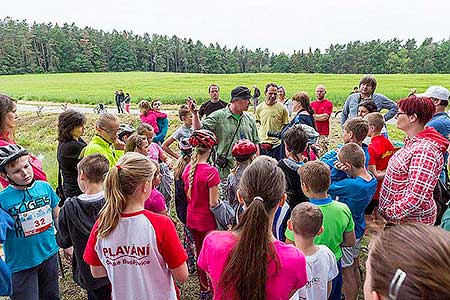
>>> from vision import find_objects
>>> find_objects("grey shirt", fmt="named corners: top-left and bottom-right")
top-left (341, 93), bottom-right (398, 126)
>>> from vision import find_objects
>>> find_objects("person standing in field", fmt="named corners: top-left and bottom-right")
top-left (198, 84), bottom-right (228, 119)
top-left (311, 85), bottom-right (333, 155)
top-left (255, 83), bottom-right (289, 160)
top-left (124, 93), bottom-right (131, 114)
top-left (115, 90), bottom-right (124, 114)
top-left (341, 75), bottom-right (398, 126)
top-left (277, 86), bottom-right (293, 117)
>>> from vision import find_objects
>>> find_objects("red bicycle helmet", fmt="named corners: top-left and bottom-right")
top-left (232, 139), bottom-right (257, 157)
top-left (189, 129), bottom-right (218, 149)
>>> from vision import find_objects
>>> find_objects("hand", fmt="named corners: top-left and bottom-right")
top-left (334, 161), bottom-right (351, 171)
top-left (114, 139), bottom-right (126, 150)
top-left (63, 247), bottom-right (73, 262)
top-left (186, 98), bottom-right (199, 113)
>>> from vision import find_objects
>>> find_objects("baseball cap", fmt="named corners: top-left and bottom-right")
top-left (417, 86), bottom-right (449, 101)
top-left (231, 86), bottom-right (252, 101)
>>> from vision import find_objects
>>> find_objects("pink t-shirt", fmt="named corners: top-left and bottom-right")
top-left (84, 210), bottom-right (187, 300)
top-left (144, 188), bottom-right (167, 213)
top-left (147, 142), bottom-right (163, 161)
top-left (182, 163), bottom-right (220, 232)
top-left (198, 231), bottom-right (308, 300)
top-left (140, 111), bottom-right (167, 134)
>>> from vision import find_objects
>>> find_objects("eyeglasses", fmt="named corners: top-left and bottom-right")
top-left (395, 112), bottom-right (408, 117)
top-left (100, 127), bottom-right (118, 136)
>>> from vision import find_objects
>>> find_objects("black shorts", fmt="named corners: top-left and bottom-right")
top-left (365, 198), bottom-right (379, 215)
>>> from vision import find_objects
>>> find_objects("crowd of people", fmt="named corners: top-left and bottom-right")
top-left (0, 75), bottom-right (450, 300)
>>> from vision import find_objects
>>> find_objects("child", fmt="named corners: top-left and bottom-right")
top-left (144, 161), bottom-right (168, 216)
top-left (125, 133), bottom-right (150, 156)
top-left (288, 202), bottom-right (338, 300)
top-left (226, 139), bottom-right (257, 208)
top-left (364, 112), bottom-right (394, 228)
top-left (285, 161), bottom-right (356, 300)
top-left (321, 117), bottom-right (370, 181)
top-left (198, 156), bottom-right (308, 300)
top-left (124, 93), bottom-right (131, 114)
top-left (163, 105), bottom-right (194, 159)
top-left (117, 123), bottom-right (135, 143)
top-left (0, 144), bottom-right (60, 300)
top-left (138, 100), bottom-right (167, 136)
top-left (328, 143), bottom-right (377, 300)
top-left (83, 152), bottom-right (188, 300)
top-left (182, 129), bottom-right (220, 299)
top-left (56, 153), bottom-right (111, 300)
top-left (151, 99), bottom-right (169, 144)
top-left (0, 208), bottom-right (14, 297)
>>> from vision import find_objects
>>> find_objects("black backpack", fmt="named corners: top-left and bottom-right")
top-left (433, 177), bottom-right (450, 225)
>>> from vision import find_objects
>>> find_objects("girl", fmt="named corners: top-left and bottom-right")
top-left (138, 100), bottom-right (167, 136)
top-left (124, 133), bottom-right (149, 156)
top-left (182, 130), bottom-right (220, 299)
top-left (137, 123), bottom-right (171, 165)
top-left (83, 152), bottom-right (188, 300)
top-left (291, 91), bottom-right (316, 129)
top-left (151, 99), bottom-right (169, 144)
top-left (198, 156), bottom-right (308, 300)
top-left (162, 105), bottom-right (194, 159)
top-left (144, 161), bottom-right (168, 216)
top-left (364, 223), bottom-right (450, 300)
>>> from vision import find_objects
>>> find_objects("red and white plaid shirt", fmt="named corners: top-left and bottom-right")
top-left (379, 128), bottom-right (448, 225)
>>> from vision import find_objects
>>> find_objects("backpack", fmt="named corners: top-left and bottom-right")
top-left (433, 177), bottom-right (450, 225)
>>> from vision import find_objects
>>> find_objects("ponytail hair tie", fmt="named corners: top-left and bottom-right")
top-left (254, 196), bottom-right (264, 203)
top-left (116, 165), bottom-right (122, 170)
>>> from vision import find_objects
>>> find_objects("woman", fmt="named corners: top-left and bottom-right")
top-left (151, 99), bottom-right (169, 144)
top-left (57, 109), bottom-right (87, 199)
top-left (379, 96), bottom-right (449, 225)
top-left (0, 94), bottom-right (47, 187)
top-left (364, 223), bottom-right (450, 300)
top-left (291, 92), bottom-right (316, 129)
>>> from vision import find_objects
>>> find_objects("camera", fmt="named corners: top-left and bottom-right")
top-left (267, 130), bottom-right (282, 139)
top-left (215, 155), bottom-right (229, 169)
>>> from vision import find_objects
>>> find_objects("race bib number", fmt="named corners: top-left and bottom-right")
top-left (18, 205), bottom-right (53, 237)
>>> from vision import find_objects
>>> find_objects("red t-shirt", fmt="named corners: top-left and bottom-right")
top-left (311, 99), bottom-right (333, 136)
top-left (182, 163), bottom-right (220, 232)
top-left (368, 135), bottom-right (395, 199)
top-left (83, 210), bottom-right (187, 300)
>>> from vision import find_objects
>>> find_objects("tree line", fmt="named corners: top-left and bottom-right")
top-left (1, 17), bottom-right (450, 75)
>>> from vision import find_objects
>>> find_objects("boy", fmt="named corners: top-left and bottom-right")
top-left (56, 153), bottom-right (111, 300)
top-left (0, 144), bottom-right (60, 300)
top-left (321, 117), bottom-right (370, 181)
top-left (285, 161), bottom-right (355, 300)
top-left (364, 112), bottom-right (394, 228)
top-left (288, 202), bottom-right (338, 300)
top-left (162, 105), bottom-right (194, 159)
top-left (328, 143), bottom-right (377, 300)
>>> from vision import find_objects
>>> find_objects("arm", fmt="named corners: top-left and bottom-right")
top-left (188, 99), bottom-right (202, 130)
top-left (368, 164), bottom-right (386, 180)
top-left (153, 118), bottom-right (169, 143)
top-left (90, 265), bottom-right (108, 278)
top-left (314, 113), bottom-right (330, 121)
top-left (162, 137), bottom-right (180, 159)
top-left (209, 185), bottom-right (220, 208)
top-left (170, 262), bottom-right (188, 282)
top-left (327, 281), bottom-right (333, 298)
top-left (380, 94), bottom-right (398, 121)
top-left (341, 97), bottom-right (351, 126)
top-left (341, 230), bottom-right (356, 247)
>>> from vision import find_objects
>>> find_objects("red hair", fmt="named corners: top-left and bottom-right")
top-left (398, 96), bottom-right (435, 125)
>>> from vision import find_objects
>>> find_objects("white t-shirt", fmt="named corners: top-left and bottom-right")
top-left (290, 245), bottom-right (338, 300)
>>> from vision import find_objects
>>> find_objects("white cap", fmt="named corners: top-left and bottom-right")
top-left (417, 86), bottom-right (449, 101)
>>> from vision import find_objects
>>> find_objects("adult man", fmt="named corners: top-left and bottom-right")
top-left (311, 85), bottom-right (333, 155)
top-left (255, 83), bottom-right (289, 160)
top-left (341, 75), bottom-right (397, 126)
top-left (115, 90), bottom-right (124, 114)
top-left (198, 84), bottom-right (228, 119)
top-left (421, 86), bottom-right (450, 181)
top-left (190, 86), bottom-right (260, 180)
top-left (277, 86), bottom-right (293, 117)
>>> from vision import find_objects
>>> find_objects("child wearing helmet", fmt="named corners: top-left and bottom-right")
top-left (181, 129), bottom-right (220, 299)
top-left (0, 144), bottom-right (61, 300)
top-left (117, 124), bottom-right (135, 143)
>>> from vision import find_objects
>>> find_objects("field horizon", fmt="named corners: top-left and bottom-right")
top-left (1, 72), bottom-right (450, 106)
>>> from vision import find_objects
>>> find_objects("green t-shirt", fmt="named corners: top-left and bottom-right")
top-left (255, 101), bottom-right (289, 145)
top-left (82, 135), bottom-right (121, 167)
top-left (285, 197), bottom-right (355, 261)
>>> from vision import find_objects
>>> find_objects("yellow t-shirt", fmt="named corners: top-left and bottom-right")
top-left (255, 101), bottom-right (289, 145)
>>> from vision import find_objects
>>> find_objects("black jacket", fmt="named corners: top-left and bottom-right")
top-left (57, 139), bottom-right (87, 198)
top-left (56, 194), bottom-right (110, 290)
top-left (278, 159), bottom-right (309, 210)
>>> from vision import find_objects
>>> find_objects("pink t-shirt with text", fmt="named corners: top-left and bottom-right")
top-left (144, 188), bottom-right (167, 213)
top-left (182, 163), bottom-right (220, 232)
top-left (198, 231), bottom-right (308, 300)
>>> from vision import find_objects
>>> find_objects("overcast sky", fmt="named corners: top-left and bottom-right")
top-left (3, 0), bottom-right (450, 53)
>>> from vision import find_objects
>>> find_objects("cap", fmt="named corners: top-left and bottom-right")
top-left (231, 86), bottom-right (252, 101)
top-left (417, 86), bottom-right (449, 102)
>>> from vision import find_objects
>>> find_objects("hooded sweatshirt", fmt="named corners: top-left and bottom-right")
top-left (56, 192), bottom-right (110, 290)
top-left (380, 127), bottom-right (450, 225)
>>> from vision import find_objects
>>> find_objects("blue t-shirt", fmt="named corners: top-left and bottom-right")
top-left (427, 112), bottom-right (450, 181)
top-left (0, 208), bottom-right (13, 296)
top-left (0, 181), bottom-right (59, 273)
top-left (321, 144), bottom-right (370, 181)
top-left (328, 174), bottom-right (377, 239)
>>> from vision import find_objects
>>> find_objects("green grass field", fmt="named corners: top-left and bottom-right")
top-left (1, 72), bottom-right (450, 105)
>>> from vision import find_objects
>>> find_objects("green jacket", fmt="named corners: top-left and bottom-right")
top-left (82, 135), bottom-right (121, 167)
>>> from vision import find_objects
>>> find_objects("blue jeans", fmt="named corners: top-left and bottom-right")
top-left (329, 259), bottom-right (342, 300)
top-left (11, 253), bottom-right (60, 300)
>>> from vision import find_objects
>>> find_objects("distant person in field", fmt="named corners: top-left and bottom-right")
top-left (115, 90), bottom-right (124, 114)
top-left (255, 83), bottom-right (289, 160)
top-left (311, 85), bottom-right (333, 155)
top-left (341, 75), bottom-right (398, 126)
top-left (277, 86), bottom-right (293, 117)
top-left (350, 86), bottom-right (359, 95)
top-left (151, 99), bottom-right (169, 144)
top-left (198, 84), bottom-right (227, 119)
top-left (124, 93), bottom-right (131, 114)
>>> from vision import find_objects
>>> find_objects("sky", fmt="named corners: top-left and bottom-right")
top-left (3, 0), bottom-right (450, 53)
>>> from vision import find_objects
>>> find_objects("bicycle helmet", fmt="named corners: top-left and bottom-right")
top-left (231, 139), bottom-right (257, 162)
top-left (189, 129), bottom-right (218, 149)
top-left (178, 137), bottom-right (193, 153)
top-left (0, 144), bottom-right (29, 172)
top-left (117, 124), bottom-right (135, 140)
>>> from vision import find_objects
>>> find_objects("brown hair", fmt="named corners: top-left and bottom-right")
top-left (283, 125), bottom-right (308, 162)
top-left (125, 134), bottom-right (148, 153)
top-left (0, 94), bottom-right (16, 138)
top-left (137, 123), bottom-right (154, 135)
top-left (138, 100), bottom-right (151, 116)
top-left (97, 152), bottom-right (156, 238)
top-left (187, 146), bottom-right (209, 198)
top-left (178, 104), bottom-right (191, 121)
top-left (291, 202), bottom-right (323, 238)
top-left (365, 112), bottom-right (385, 131)
top-left (265, 82), bottom-right (278, 93)
top-left (95, 113), bottom-right (117, 130)
top-left (368, 223), bottom-right (450, 300)
top-left (77, 153), bottom-right (110, 183)
top-left (298, 161), bottom-right (330, 193)
top-left (219, 156), bottom-right (285, 300)
top-left (338, 142), bottom-right (365, 169)
top-left (343, 117), bottom-right (369, 143)
top-left (174, 155), bottom-right (191, 180)
top-left (208, 84), bottom-right (220, 92)
top-left (359, 74), bottom-right (377, 92)
top-left (292, 91), bottom-right (315, 117)
top-left (58, 109), bottom-right (86, 142)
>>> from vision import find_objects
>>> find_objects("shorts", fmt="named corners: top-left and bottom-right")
top-left (365, 198), bottom-right (379, 215)
top-left (341, 237), bottom-right (362, 268)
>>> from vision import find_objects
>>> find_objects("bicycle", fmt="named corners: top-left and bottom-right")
top-left (93, 103), bottom-right (107, 114)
